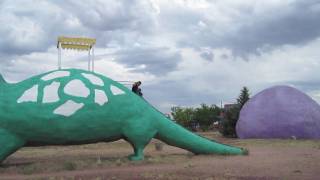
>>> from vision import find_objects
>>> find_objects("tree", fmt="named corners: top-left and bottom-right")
top-left (220, 87), bottom-right (250, 137)
top-left (193, 104), bottom-right (221, 131)
top-left (171, 106), bottom-right (195, 130)
top-left (237, 86), bottom-right (250, 109)
top-left (220, 105), bottom-right (240, 137)
top-left (171, 104), bottom-right (221, 131)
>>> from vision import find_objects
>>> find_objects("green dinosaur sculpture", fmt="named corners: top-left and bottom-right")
top-left (0, 69), bottom-right (247, 162)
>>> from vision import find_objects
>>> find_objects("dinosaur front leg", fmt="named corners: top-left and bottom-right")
top-left (0, 129), bottom-right (25, 163)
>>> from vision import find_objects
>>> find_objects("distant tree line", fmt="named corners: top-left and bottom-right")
top-left (170, 87), bottom-right (250, 138)
top-left (171, 104), bottom-right (221, 131)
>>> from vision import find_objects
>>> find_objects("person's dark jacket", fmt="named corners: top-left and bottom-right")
top-left (132, 84), bottom-right (142, 96)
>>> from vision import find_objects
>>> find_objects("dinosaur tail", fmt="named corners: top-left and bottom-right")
top-left (155, 116), bottom-right (248, 155)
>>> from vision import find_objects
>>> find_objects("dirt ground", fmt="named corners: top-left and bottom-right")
top-left (0, 132), bottom-right (320, 180)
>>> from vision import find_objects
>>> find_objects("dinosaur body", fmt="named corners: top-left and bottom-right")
top-left (0, 69), bottom-right (247, 162)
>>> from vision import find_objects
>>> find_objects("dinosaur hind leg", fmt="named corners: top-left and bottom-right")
top-left (127, 141), bottom-right (148, 161)
top-left (123, 127), bottom-right (157, 161)
top-left (0, 129), bottom-right (25, 163)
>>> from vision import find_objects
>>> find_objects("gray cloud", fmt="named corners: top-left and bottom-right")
top-left (114, 47), bottom-right (182, 75)
top-left (0, 1), bottom-right (82, 56)
top-left (226, 1), bottom-right (320, 56)
top-left (200, 51), bottom-right (214, 61)
top-left (286, 80), bottom-right (320, 93)
top-left (144, 78), bottom-right (236, 112)
top-left (1, 0), bottom-right (319, 59)
top-left (1, 0), bottom-right (320, 113)
top-left (57, 0), bottom-right (155, 32)
top-left (173, 1), bottom-right (320, 57)
top-left (0, 0), bottom-right (156, 57)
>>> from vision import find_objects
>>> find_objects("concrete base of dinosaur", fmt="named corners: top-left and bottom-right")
top-left (0, 69), bottom-right (247, 162)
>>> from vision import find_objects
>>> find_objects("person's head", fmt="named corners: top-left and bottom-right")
top-left (133, 81), bottom-right (141, 87)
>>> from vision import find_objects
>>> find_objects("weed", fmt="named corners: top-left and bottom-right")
top-left (21, 165), bottom-right (37, 175)
top-left (155, 142), bottom-right (164, 151)
top-left (63, 162), bottom-right (77, 171)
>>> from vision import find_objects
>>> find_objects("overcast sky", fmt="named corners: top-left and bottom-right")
top-left (1, 0), bottom-right (320, 112)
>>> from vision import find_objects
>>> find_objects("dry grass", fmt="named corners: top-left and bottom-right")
top-left (1, 132), bottom-right (319, 179)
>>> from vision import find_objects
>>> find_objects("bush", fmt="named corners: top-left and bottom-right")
top-left (171, 106), bottom-right (195, 130)
top-left (220, 87), bottom-right (250, 138)
top-left (171, 104), bottom-right (221, 131)
top-left (220, 105), bottom-right (240, 137)
top-left (193, 104), bottom-right (221, 131)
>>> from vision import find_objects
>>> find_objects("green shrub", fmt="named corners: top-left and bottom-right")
top-left (220, 105), bottom-right (240, 137)
top-left (220, 87), bottom-right (250, 138)
top-left (63, 162), bottom-right (77, 171)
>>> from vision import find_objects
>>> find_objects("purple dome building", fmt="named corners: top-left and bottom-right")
top-left (236, 86), bottom-right (320, 139)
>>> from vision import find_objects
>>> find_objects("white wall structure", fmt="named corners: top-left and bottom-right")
top-left (64, 79), bottom-right (90, 98)
top-left (81, 73), bottom-right (104, 86)
top-left (17, 85), bottom-right (38, 103)
top-left (110, 85), bottom-right (125, 95)
top-left (53, 100), bottom-right (84, 117)
top-left (43, 81), bottom-right (60, 103)
top-left (94, 89), bottom-right (108, 106)
top-left (41, 71), bottom-right (70, 81)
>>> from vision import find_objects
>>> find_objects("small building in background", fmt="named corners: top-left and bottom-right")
top-left (219, 103), bottom-right (237, 118)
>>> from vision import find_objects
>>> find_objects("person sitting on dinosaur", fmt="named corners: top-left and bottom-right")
top-left (132, 81), bottom-right (143, 96)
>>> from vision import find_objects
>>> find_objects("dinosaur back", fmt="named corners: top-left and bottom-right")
top-left (1, 69), bottom-right (146, 143)
top-left (0, 73), bottom-right (6, 84)
top-left (5, 69), bottom-right (137, 120)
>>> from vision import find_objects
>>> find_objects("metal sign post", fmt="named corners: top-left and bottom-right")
top-left (58, 43), bottom-right (61, 70)
top-left (57, 36), bottom-right (96, 71)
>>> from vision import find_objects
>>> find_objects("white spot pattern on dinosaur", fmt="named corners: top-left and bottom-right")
top-left (110, 85), bottom-right (125, 95)
top-left (41, 71), bottom-right (70, 81)
top-left (43, 81), bottom-right (60, 103)
top-left (17, 85), bottom-right (38, 103)
top-left (53, 100), bottom-right (84, 117)
top-left (95, 89), bottom-right (108, 106)
top-left (17, 70), bottom-right (129, 115)
top-left (64, 79), bottom-right (90, 98)
top-left (81, 73), bottom-right (104, 86)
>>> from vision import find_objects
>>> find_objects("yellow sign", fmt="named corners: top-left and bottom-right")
top-left (57, 36), bottom-right (96, 51)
